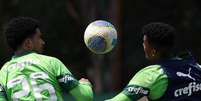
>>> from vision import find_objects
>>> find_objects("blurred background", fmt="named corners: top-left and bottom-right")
top-left (1, 0), bottom-right (201, 100)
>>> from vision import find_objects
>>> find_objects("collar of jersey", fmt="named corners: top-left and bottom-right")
top-left (12, 51), bottom-right (36, 59)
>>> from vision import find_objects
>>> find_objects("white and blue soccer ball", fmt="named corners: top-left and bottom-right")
top-left (84, 20), bottom-right (117, 54)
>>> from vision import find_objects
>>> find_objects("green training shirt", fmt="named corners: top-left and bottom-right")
top-left (0, 51), bottom-right (93, 101)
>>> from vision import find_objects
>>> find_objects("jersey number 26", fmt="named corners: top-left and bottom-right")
top-left (7, 72), bottom-right (57, 101)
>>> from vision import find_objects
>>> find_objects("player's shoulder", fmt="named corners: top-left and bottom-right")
top-left (33, 53), bottom-right (61, 62)
top-left (138, 64), bottom-right (163, 74)
top-left (1, 61), bottom-right (11, 72)
top-left (129, 64), bottom-right (167, 86)
top-left (0, 61), bottom-right (10, 84)
top-left (37, 54), bottom-right (65, 68)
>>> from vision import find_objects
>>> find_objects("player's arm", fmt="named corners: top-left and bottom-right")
top-left (105, 84), bottom-right (150, 101)
top-left (105, 69), bottom-right (151, 101)
top-left (105, 65), bottom-right (167, 101)
top-left (52, 58), bottom-right (93, 101)
top-left (105, 93), bottom-right (148, 101)
top-left (105, 93), bottom-right (131, 101)
top-left (69, 78), bottom-right (93, 101)
top-left (0, 84), bottom-right (7, 101)
top-left (57, 74), bottom-right (93, 101)
top-left (0, 66), bottom-right (8, 101)
top-left (69, 84), bottom-right (93, 101)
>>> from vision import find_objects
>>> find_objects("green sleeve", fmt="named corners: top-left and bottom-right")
top-left (0, 69), bottom-right (7, 101)
top-left (0, 98), bottom-right (7, 101)
top-left (50, 57), bottom-right (72, 76)
top-left (57, 74), bottom-right (93, 101)
top-left (105, 84), bottom-right (150, 101)
top-left (53, 58), bottom-right (93, 100)
top-left (52, 58), bottom-right (80, 92)
top-left (128, 65), bottom-right (168, 100)
top-left (105, 93), bottom-right (131, 101)
top-left (106, 65), bottom-right (168, 101)
top-left (69, 81), bottom-right (93, 101)
top-left (0, 85), bottom-right (7, 101)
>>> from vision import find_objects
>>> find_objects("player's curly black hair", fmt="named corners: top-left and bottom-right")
top-left (4, 17), bottom-right (39, 51)
top-left (142, 22), bottom-right (176, 49)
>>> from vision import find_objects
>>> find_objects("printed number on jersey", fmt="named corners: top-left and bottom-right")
top-left (7, 72), bottom-right (57, 101)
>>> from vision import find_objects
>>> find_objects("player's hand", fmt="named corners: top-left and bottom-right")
top-left (137, 96), bottom-right (149, 101)
top-left (79, 78), bottom-right (92, 87)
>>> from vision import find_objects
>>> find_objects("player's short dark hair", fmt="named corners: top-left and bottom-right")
top-left (4, 17), bottom-right (39, 51)
top-left (142, 22), bottom-right (175, 49)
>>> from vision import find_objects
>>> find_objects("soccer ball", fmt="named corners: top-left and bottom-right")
top-left (84, 20), bottom-right (117, 54)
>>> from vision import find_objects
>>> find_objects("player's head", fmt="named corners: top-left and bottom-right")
top-left (142, 22), bottom-right (175, 62)
top-left (4, 17), bottom-right (45, 53)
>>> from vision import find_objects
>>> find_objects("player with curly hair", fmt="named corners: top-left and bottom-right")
top-left (106, 23), bottom-right (201, 101)
top-left (0, 17), bottom-right (93, 101)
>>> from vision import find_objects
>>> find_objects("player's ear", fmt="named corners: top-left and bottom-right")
top-left (151, 48), bottom-right (156, 56)
top-left (23, 38), bottom-right (34, 50)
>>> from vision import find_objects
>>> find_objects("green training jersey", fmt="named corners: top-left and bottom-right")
top-left (106, 65), bottom-right (168, 101)
top-left (0, 51), bottom-right (92, 101)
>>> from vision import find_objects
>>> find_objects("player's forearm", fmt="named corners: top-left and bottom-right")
top-left (137, 96), bottom-right (149, 101)
top-left (0, 87), bottom-right (7, 101)
top-left (105, 93), bottom-right (131, 101)
top-left (57, 74), bottom-right (93, 100)
top-left (70, 83), bottom-right (93, 101)
top-left (106, 84), bottom-right (150, 101)
top-left (0, 98), bottom-right (7, 101)
top-left (0, 94), bottom-right (7, 101)
top-left (105, 93), bottom-right (149, 101)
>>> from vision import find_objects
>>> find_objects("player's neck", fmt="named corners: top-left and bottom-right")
top-left (14, 48), bottom-right (32, 56)
top-left (152, 53), bottom-right (175, 64)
